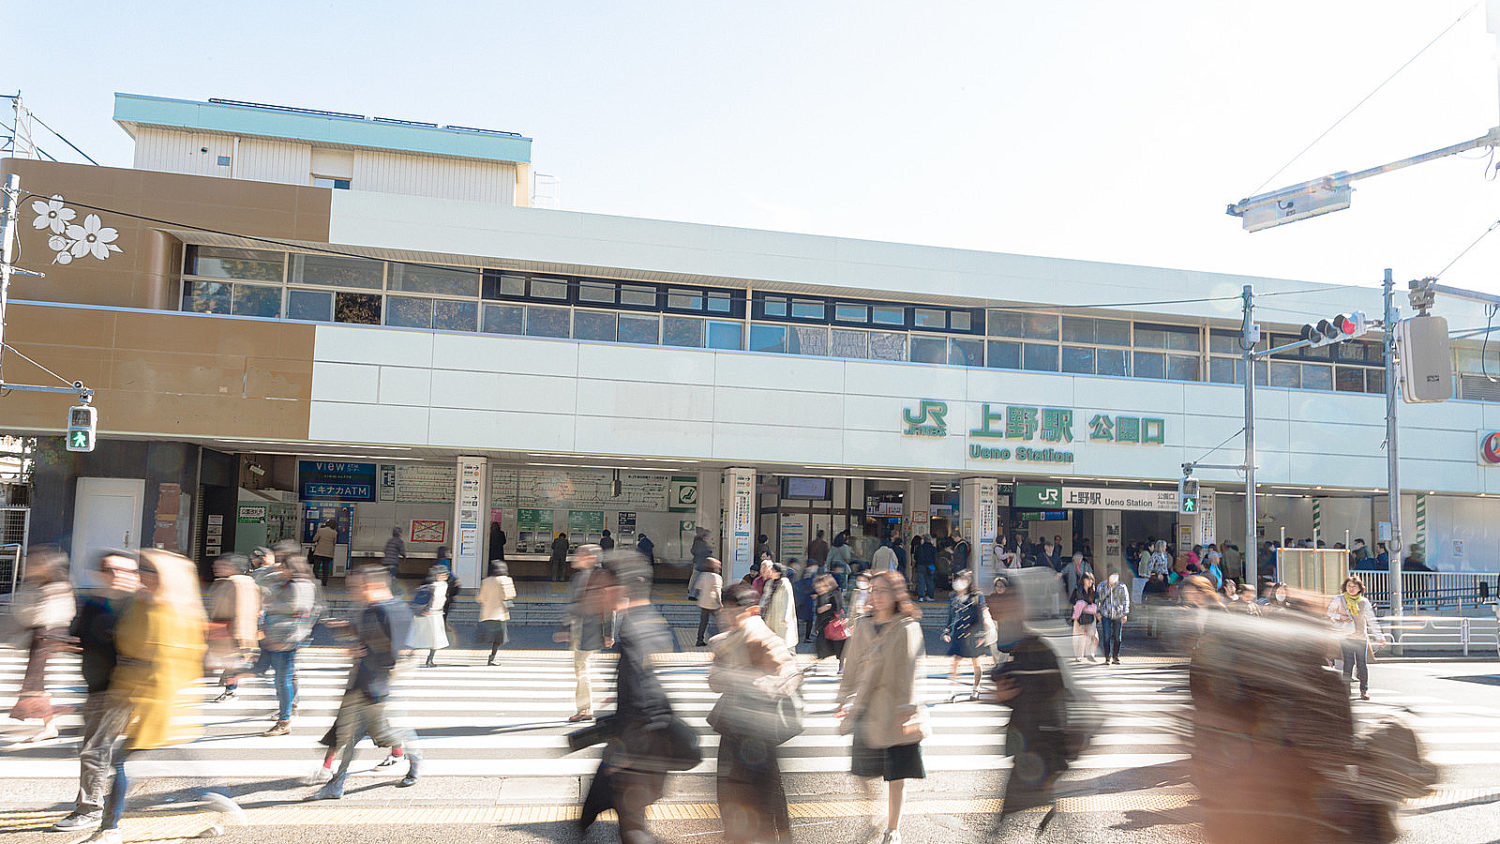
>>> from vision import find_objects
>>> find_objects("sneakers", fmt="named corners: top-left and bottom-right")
top-left (306, 783), bottom-right (343, 801)
top-left (262, 720), bottom-right (291, 737)
top-left (306, 766), bottom-right (333, 784)
top-left (82, 828), bottom-right (121, 844)
top-left (880, 831), bottom-right (902, 844)
top-left (51, 811), bottom-right (101, 832)
top-left (212, 688), bottom-right (236, 703)
top-left (376, 752), bottom-right (401, 768)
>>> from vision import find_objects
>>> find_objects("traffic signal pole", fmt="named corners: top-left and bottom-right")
top-left (1383, 269), bottom-right (1403, 620)
top-left (1242, 285), bottom-right (1260, 585)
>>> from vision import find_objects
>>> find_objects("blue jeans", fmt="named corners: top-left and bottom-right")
top-left (1099, 617), bottom-right (1123, 661)
top-left (267, 649), bottom-right (298, 720)
top-left (916, 568), bottom-right (934, 599)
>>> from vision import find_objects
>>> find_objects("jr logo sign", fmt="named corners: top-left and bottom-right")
top-left (902, 400), bottom-right (949, 437)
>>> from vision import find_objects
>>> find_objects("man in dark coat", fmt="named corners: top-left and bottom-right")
top-left (550, 531), bottom-right (571, 582)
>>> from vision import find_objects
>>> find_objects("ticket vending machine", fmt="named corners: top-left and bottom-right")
top-left (302, 504), bottom-right (354, 577)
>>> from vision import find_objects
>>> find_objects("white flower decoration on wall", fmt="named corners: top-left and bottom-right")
top-left (30, 195), bottom-right (121, 265)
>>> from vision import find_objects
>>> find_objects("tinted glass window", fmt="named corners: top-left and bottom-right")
top-left (1060, 346), bottom-right (1094, 374)
top-left (949, 311), bottom-right (972, 332)
top-left (526, 306), bottom-right (570, 337)
top-left (573, 310), bottom-right (616, 342)
top-left (385, 295), bottom-right (431, 328)
top-left (871, 306), bottom-right (905, 326)
top-left (986, 341), bottom-right (1021, 369)
top-left (183, 281), bottom-right (231, 314)
top-left (620, 284), bottom-right (657, 307)
top-left (1166, 354), bottom-right (1200, 382)
top-left (499, 273), bottom-right (527, 296)
top-left (707, 321), bottom-right (742, 350)
top-left (434, 299), bottom-right (477, 332)
top-left (988, 310), bottom-right (1025, 338)
top-left (618, 314), bottom-right (659, 344)
top-left (390, 264), bottom-right (479, 297)
top-left (1209, 330), bottom-right (1240, 355)
top-left (707, 292), bottom-right (734, 313)
top-left (1133, 351), bottom-right (1165, 379)
top-left (790, 326), bottom-right (827, 355)
top-left (1302, 364), bottom-right (1333, 391)
top-left (482, 304), bottom-right (524, 335)
top-left (749, 324), bottom-right (787, 353)
top-left (1025, 314), bottom-right (1059, 340)
top-left (1061, 317), bottom-right (1095, 344)
top-left (1269, 361), bottom-right (1300, 388)
top-left (868, 331), bottom-right (906, 361)
top-left (791, 299), bottom-right (825, 319)
top-left (292, 254), bottom-right (383, 289)
top-left (578, 282), bottom-right (616, 304)
top-left (232, 284), bottom-right (281, 318)
top-left (530, 278), bottom-right (569, 300)
top-left (762, 296), bottom-right (788, 318)
top-left (949, 337), bottom-right (982, 367)
top-left (1096, 319), bottom-right (1131, 346)
top-left (1023, 343), bottom-right (1058, 371)
top-left (1365, 368), bottom-right (1385, 394)
top-left (1209, 357), bottom-right (1238, 384)
top-left (914, 308), bottom-right (946, 329)
top-left (1096, 348), bottom-right (1128, 376)
top-left (669, 289), bottom-right (704, 310)
top-left (287, 289), bottom-right (332, 321)
top-left (189, 246), bottom-right (284, 281)
top-left (909, 335), bottom-right (946, 363)
top-left (334, 292), bottom-right (380, 325)
top-left (830, 329), bottom-right (868, 358)
top-left (835, 303), bottom-right (868, 322)
top-left (663, 316), bottom-right (705, 348)
top-left (1335, 366), bottom-right (1365, 392)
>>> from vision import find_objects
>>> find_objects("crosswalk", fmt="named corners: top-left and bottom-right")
top-left (2, 647), bottom-right (1498, 782)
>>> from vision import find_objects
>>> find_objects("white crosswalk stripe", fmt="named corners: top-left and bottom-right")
top-left (2, 650), bottom-right (1495, 781)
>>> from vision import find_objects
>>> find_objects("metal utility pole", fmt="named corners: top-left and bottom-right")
top-left (1383, 270), bottom-right (1403, 619)
top-left (1241, 285), bottom-right (1259, 584)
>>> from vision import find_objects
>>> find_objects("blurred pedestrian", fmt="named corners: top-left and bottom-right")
top-left (1327, 575), bottom-right (1383, 700)
top-left (836, 570), bottom-right (929, 844)
top-left (848, 570), bottom-right (872, 619)
top-left (207, 554), bottom-right (260, 702)
top-left (408, 565), bottom-right (450, 668)
top-left (813, 573), bottom-right (847, 674)
top-left (759, 560), bottom-right (798, 651)
top-left (7, 549), bottom-right (74, 743)
top-left (1097, 571), bottom-right (1130, 665)
top-left (1070, 573), bottom-right (1099, 663)
top-left (260, 552), bottom-right (317, 736)
top-left (309, 566), bottom-right (421, 799)
top-left (943, 572), bottom-right (984, 694)
top-left (635, 532), bottom-right (654, 565)
top-left (913, 537), bottom-right (937, 602)
top-left (477, 561), bottom-right (517, 666)
top-left (95, 550), bottom-right (242, 843)
top-left (988, 578), bottom-right (1069, 832)
top-left (600, 529), bottom-right (615, 552)
top-left (688, 528), bottom-right (713, 600)
top-left (708, 582), bottom-right (801, 843)
top-left (557, 545), bottom-right (610, 722)
top-left (1147, 540), bottom-right (1171, 577)
top-left (695, 558), bottom-right (723, 647)
top-left (793, 561), bottom-right (819, 642)
top-left (382, 526), bottom-right (406, 580)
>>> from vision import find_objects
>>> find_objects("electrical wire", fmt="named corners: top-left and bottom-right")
top-left (1247, 2), bottom-right (1479, 196)
top-left (1433, 217), bottom-right (1500, 280)
top-left (24, 112), bottom-right (98, 166)
top-left (1191, 426), bottom-right (1246, 467)
top-left (1482, 304), bottom-right (1498, 383)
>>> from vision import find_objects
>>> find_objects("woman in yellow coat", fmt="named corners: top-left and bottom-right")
top-left (94, 550), bottom-right (240, 844)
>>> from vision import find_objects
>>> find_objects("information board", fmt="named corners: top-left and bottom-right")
top-left (518, 509), bottom-right (553, 532)
top-left (396, 464), bottom-right (457, 503)
top-left (568, 510), bottom-right (605, 534)
top-left (491, 468), bottom-right (671, 510)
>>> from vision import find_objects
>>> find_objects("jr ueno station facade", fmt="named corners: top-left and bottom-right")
top-left (6, 93), bottom-right (1500, 589)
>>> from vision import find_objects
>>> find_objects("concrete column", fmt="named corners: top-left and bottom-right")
top-left (452, 455), bottom-right (487, 586)
top-left (721, 468), bottom-right (755, 578)
top-left (1093, 509), bottom-right (1124, 581)
top-left (960, 477), bottom-right (999, 592)
top-left (902, 476), bottom-right (930, 549)
top-left (694, 469), bottom-right (722, 559)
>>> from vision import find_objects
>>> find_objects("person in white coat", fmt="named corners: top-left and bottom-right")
top-left (758, 561), bottom-right (799, 651)
top-left (407, 566), bottom-right (450, 667)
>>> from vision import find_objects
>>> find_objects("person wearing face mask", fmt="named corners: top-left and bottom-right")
top-left (942, 573), bottom-right (984, 695)
top-left (1096, 571), bottom-right (1130, 665)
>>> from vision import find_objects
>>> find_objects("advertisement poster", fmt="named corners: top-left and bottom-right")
top-left (410, 520), bottom-right (447, 544)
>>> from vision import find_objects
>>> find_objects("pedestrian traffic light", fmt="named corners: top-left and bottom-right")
top-left (65, 404), bottom-right (96, 452)
top-left (1299, 311), bottom-right (1370, 348)
top-left (1177, 477), bottom-right (1199, 515)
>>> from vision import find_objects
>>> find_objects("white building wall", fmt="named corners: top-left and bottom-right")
top-left (235, 137), bottom-right (313, 184)
top-left (351, 150), bottom-right (516, 203)
top-left (132, 128), bottom-right (235, 177)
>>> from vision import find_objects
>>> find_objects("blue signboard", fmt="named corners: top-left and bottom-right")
top-left (299, 461), bottom-right (378, 502)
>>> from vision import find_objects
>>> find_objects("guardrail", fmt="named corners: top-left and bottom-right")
top-left (1377, 612), bottom-right (1500, 656)
top-left (1354, 570), bottom-right (1500, 612)
top-left (0, 543), bottom-right (22, 594)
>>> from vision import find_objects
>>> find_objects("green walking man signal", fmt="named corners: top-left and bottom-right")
top-left (66, 405), bottom-right (96, 453)
top-left (1177, 476), bottom-right (1199, 515)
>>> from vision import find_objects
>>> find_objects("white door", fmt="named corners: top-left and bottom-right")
top-left (73, 478), bottom-right (145, 585)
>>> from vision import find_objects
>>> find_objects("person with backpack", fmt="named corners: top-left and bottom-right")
top-left (406, 566), bottom-right (450, 669)
top-left (708, 582), bottom-right (801, 843)
top-left (260, 552), bottom-right (318, 737)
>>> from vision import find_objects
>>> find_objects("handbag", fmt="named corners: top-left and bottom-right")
top-left (824, 611), bottom-right (850, 641)
top-left (707, 685), bottom-right (805, 745)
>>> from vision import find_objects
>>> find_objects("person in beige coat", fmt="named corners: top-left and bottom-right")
top-left (208, 554), bottom-right (261, 702)
top-left (477, 561), bottom-right (517, 666)
top-left (836, 570), bottom-right (930, 844)
top-left (694, 558), bottom-right (724, 646)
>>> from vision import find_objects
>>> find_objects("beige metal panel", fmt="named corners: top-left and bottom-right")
top-left (310, 149), bottom-right (355, 180)
top-left (132, 128), bottom-right (235, 178)
top-left (351, 149), bottom-right (515, 203)
top-left (236, 137), bottom-right (313, 184)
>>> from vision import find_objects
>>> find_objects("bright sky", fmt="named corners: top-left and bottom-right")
top-left (9, 1), bottom-right (1500, 298)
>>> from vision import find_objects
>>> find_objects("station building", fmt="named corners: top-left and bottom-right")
top-left (5, 93), bottom-right (1500, 588)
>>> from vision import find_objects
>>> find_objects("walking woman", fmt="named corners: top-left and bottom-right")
top-left (943, 572), bottom-right (984, 694)
top-left (695, 558), bottom-right (724, 647)
top-left (1070, 572), bottom-right (1099, 663)
top-left (759, 560), bottom-right (798, 651)
top-left (477, 561), bottom-right (516, 666)
top-left (95, 550), bottom-right (241, 844)
top-left (813, 573), bottom-right (847, 674)
top-left (207, 554), bottom-right (260, 702)
top-left (408, 565), bottom-right (450, 668)
top-left (259, 554), bottom-right (317, 736)
top-left (1327, 575), bottom-right (1383, 700)
top-left (836, 570), bottom-right (929, 844)
top-left (7, 549), bottom-right (74, 742)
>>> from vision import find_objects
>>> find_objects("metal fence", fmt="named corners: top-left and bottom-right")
top-left (0, 506), bottom-right (29, 594)
top-left (1377, 612), bottom-right (1500, 656)
top-left (1356, 570), bottom-right (1500, 612)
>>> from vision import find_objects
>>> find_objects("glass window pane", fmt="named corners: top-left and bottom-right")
top-left (749, 324), bottom-right (787, 353)
top-left (909, 335), bottom-right (946, 363)
top-left (1167, 328), bottom-right (1200, 351)
top-left (762, 296), bottom-right (788, 318)
top-left (232, 284), bottom-right (281, 317)
top-left (669, 289), bottom-right (704, 310)
top-left (1134, 326), bottom-right (1167, 349)
top-left (1023, 343), bottom-right (1059, 371)
top-left (707, 292), bottom-right (734, 313)
top-left (390, 264), bottom-right (479, 297)
top-left (500, 273), bottom-right (527, 296)
top-left (1209, 330), bottom-right (1239, 355)
top-left (1133, 351), bottom-right (1165, 379)
top-left (620, 284), bottom-right (657, 307)
top-left (663, 316), bottom-right (705, 348)
top-left (292, 254), bottom-right (383, 289)
top-left (335, 292), bottom-right (381, 325)
top-left (530, 277), bottom-right (569, 300)
top-left (482, 304), bottom-right (524, 336)
top-left (988, 310), bottom-right (1025, 338)
top-left (830, 329), bottom-right (869, 358)
top-left (1365, 368), bottom-right (1385, 394)
top-left (183, 281), bottom-right (231, 314)
top-left (1209, 357), bottom-right (1238, 384)
top-left (791, 299), bottom-right (825, 320)
top-left (986, 341), bottom-right (1021, 369)
top-left (1060, 346), bottom-right (1094, 374)
top-left (1166, 354), bottom-right (1200, 382)
top-left (869, 331), bottom-right (906, 361)
top-left (1096, 348), bottom-right (1129, 376)
top-left (949, 311), bottom-right (972, 332)
top-left (618, 314), bottom-right (660, 344)
top-left (1061, 317), bottom-right (1095, 344)
top-left (1269, 361), bottom-right (1300, 388)
top-left (871, 306), bottom-right (905, 326)
top-left (835, 303), bottom-right (868, 323)
top-left (526, 306), bottom-right (570, 337)
top-left (189, 246), bottom-right (284, 281)
top-left (1254, 360), bottom-right (1268, 385)
top-left (913, 308), bottom-right (946, 329)
top-left (1302, 364), bottom-right (1332, 391)
top-left (578, 281), bottom-right (616, 304)
top-left (287, 289), bottom-right (332, 322)
top-left (1335, 366), bottom-right (1365, 392)
top-left (707, 321), bottom-right (742, 350)
top-left (949, 337), bottom-right (982, 367)
top-left (434, 299), bottom-right (478, 332)
top-left (789, 325), bottom-right (826, 355)
top-left (1364, 341), bottom-right (1385, 365)
top-left (385, 295), bottom-right (431, 328)
top-left (573, 310), bottom-right (617, 342)
top-left (1303, 342), bottom-right (1331, 361)
top-left (1096, 319), bottom-right (1131, 346)
top-left (1025, 314), bottom-right (1059, 340)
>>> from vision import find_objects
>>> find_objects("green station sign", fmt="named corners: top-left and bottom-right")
top-left (901, 400), bottom-right (1165, 466)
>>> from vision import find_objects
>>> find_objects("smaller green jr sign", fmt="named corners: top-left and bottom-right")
top-left (902, 400), bottom-right (948, 437)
